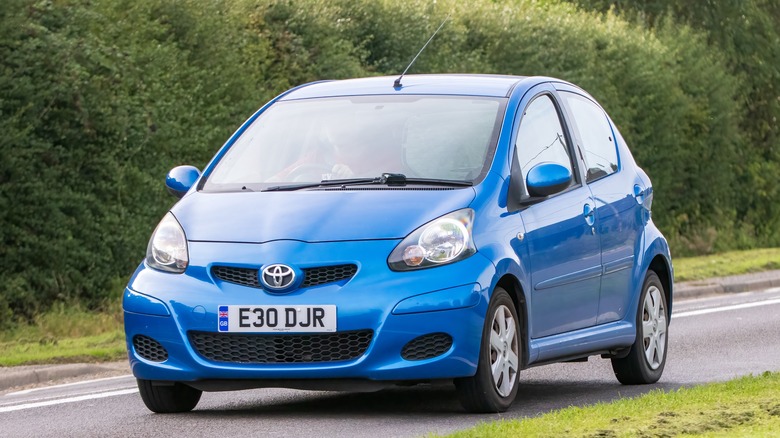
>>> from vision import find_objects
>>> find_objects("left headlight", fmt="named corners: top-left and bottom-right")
top-left (146, 212), bottom-right (189, 273)
top-left (388, 209), bottom-right (476, 271)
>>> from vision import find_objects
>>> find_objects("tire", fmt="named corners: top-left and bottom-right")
top-left (137, 379), bottom-right (202, 413)
top-left (455, 287), bottom-right (521, 413)
top-left (611, 270), bottom-right (669, 384)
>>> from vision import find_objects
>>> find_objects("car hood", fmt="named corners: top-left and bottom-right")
top-left (171, 189), bottom-right (476, 243)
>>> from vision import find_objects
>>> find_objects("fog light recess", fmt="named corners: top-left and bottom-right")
top-left (133, 335), bottom-right (169, 362)
top-left (401, 333), bottom-right (453, 361)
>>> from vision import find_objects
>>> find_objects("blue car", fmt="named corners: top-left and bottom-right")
top-left (124, 74), bottom-right (673, 413)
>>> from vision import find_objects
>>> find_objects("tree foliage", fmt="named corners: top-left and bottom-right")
top-left (566, 0), bottom-right (780, 250)
top-left (0, 0), bottom-right (772, 322)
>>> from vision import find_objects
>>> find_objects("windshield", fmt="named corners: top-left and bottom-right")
top-left (203, 95), bottom-right (505, 191)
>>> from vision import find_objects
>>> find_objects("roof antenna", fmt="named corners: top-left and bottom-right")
top-left (393, 15), bottom-right (451, 88)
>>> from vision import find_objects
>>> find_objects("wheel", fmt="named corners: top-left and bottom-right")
top-left (611, 270), bottom-right (668, 384)
top-left (455, 287), bottom-right (521, 413)
top-left (137, 379), bottom-right (202, 413)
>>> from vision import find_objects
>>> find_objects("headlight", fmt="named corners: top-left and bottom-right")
top-left (388, 209), bottom-right (476, 271)
top-left (146, 212), bottom-right (189, 273)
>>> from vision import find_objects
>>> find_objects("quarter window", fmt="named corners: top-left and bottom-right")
top-left (515, 95), bottom-right (573, 193)
top-left (562, 92), bottom-right (619, 182)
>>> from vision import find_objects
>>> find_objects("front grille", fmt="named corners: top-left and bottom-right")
top-left (133, 335), bottom-right (169, 362)
top-left (212, 264), bottom-right (357, 289)
top-left (301, 264), bottom-right (358, 287)
top-left (212, 266), bottom-right (259, 288)
top-left (401, 333), bottom-right (453, 361)
top-left (188, 330), bottom-right (373, 364)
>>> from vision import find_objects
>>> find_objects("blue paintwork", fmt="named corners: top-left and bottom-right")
top-left (173, 189), bottom-right (475, 242)
top-left (392, 283), bottom-right (482, 315)
top-left (124, 75), bottom-right (673, 390)
top-left (522, 183), bottom-right (601, 338)
top-left (124, 288), bottom-right (170, 317)
top-left (526, 162), bottom-right (572, 197)
top-left (165, 165), bottom-right (201, 198)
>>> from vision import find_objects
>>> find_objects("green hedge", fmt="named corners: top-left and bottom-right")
top-left (0, 0), bottom-right (765, 323)
top-left (567, 0), bottom-right (780, 250)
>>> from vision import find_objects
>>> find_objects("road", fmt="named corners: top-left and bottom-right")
top-left (2, 289), bottom-right (779, 438)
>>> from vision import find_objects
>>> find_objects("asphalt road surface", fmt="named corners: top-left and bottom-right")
top-left (2, 289), bottom-right (779, 438)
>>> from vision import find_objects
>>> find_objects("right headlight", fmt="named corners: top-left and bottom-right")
top-left (388, 208), bottom-right (476, 271)
top-left (145, 212), bottom-right (189, 273)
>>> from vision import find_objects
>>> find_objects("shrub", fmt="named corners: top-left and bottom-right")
top-left (0, 0), bottom-right (756, 322)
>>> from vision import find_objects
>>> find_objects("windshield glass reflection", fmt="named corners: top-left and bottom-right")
top-left (205, 95), bottom-right (504, 190)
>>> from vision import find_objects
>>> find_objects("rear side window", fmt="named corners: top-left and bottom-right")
top-left (515, 94), bottom-right (573, 192)
top-left (562, 92), bottom-right (618, 182)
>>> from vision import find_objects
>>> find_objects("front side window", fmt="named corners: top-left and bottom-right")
top-left (515, 95), bottom-right (574, 194)
top-left (561, 92), bottom-right (619, 182)
top-left (204, 95), bottom-right (505, 191)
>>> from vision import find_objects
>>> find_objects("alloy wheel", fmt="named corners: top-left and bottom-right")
top-left (489, 304), bottom-right (519, 396)
top-left (641, 285), bottom-right (667, 370)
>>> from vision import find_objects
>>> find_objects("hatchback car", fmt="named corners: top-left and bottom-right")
top-left (124, 74), bottom-right (673, 413)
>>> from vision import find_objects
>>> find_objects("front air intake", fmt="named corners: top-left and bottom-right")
top-left (401, 333), bottom-right (453, 361)
top-left (133, 335), bottom-right (169, 362)
top-left (188, 330), bottom-right (373, 364)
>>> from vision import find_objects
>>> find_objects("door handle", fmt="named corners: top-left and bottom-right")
top-left (633, 184), bottom-right (645, 205)
top-left (583, 203), bottom-right (595, 226)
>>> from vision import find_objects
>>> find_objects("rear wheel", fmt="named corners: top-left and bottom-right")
top-left (455, 287), bottom-right (521, 412)
top-left (137, 379), bottom-right (202, 413)
top-left (611, 271), bottom-right (668, 384)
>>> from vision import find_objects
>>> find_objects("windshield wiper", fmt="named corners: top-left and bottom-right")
top-left (372, 173), bottom-right (474, 187)
top-left (262, 177), bottom-right (381, 192)
top-left (262, 173), bottom-right (472, 192)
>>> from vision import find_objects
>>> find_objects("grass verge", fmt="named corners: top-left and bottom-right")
top-left (0, 332), bottom-right (126, 366)
top-left (0, 300), bottom-right (126, 366)
top-left (674, 247), bottom-right (780, 282)
top-left (441, 372), bottom-right (780, 438)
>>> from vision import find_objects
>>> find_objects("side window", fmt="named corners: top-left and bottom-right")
top-left (515, 95), bottom-right (573, 192)
top-left (562, 92), bottom-right (618, 182)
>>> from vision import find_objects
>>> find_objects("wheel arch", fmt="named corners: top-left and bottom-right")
top-left (495, 274), bottom-right (530, 369)
top-left (648, 254), bottom-right (673, 318)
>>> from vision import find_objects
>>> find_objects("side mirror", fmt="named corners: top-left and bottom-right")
top-left (165, 165), bottom-right (201, 199)
top-left (526, 162), bottom-right (572, 197)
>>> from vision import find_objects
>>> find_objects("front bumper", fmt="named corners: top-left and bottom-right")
top-left (124, 239), bottom-right (495, 386)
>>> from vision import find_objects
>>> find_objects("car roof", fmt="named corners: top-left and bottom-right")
top-left (278, 74), bottom-right (532, 100)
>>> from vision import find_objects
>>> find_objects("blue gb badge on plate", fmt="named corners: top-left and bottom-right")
top-left (218, 305), bottom-right (229, 332)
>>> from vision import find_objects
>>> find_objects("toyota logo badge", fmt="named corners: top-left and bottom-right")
top-left (261, 264), bottom-right (295, 290)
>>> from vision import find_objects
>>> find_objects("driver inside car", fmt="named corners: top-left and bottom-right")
top-left (267, 117), bottom-right (403, 182)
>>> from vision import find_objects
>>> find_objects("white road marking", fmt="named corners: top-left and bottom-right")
top-left (6, 374), bottom-right (134, 396)
top-left (0, 388), bottom-right (138, 413)
top-left (674, 298), bottom-right (780, 318)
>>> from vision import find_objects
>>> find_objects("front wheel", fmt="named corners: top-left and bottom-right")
top-left (611, 270), bottom-right (669, 384)
top-left (137, 379), bottom-right (202, 413)
top-left (455, 287), bottom-right (521, 413)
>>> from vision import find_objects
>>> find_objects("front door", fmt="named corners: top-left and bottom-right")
top-left (512, 92), bottom-right (602, 339)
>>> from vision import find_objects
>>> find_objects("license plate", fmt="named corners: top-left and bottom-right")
top-left (218, 305), bottom-right (336, 333)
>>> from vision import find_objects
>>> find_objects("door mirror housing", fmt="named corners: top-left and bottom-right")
top-left (166, 165), bottom-right (201, 198)
top-left (526, 162), bottom-right (572, 197)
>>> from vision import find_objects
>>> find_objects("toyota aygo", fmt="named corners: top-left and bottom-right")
top-left (124, 74), bottom-right (673, 413)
